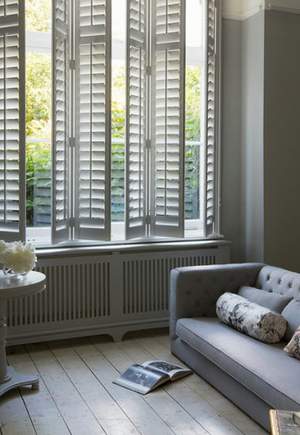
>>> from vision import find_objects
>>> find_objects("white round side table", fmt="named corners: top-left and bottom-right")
top-left (0, 271), bottom-right (46, 397)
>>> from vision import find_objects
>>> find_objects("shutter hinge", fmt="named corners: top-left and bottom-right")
top-left (145, 215), bottom-right (151, 225)
top-left (146, 65), bottom-right (151, 75)
top-left (69, 137), bottom-right (75, 148)
top-left (146, 138), bottom-right (151, 149)
top-left (69, 217), bottom-right (75, 227)
top-left (69, 59), bottom-right (75, 70)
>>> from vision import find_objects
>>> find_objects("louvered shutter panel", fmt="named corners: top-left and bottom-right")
top-left (204, 0), bottom-right (220, 236)
top-left (74, 0), bottom-right (111, 241)
top-left (0, 0), bottom-right (25, 241)
top-left (125, 0), bottom-right (147, 239)
top-left (150, 0), bottom-right (185, 238)
top-left (52, 0), bottom-right (70, 243)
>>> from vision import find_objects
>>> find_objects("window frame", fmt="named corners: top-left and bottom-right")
top-left (0, 0), bottom-right (223, 248)
top-left (202, 0), bottom-right (222, 239)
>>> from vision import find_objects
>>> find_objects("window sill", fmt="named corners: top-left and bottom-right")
top-left (36, 238), bottom-right (231, 259)
top-left (27, 220), bottom-right (208, 247)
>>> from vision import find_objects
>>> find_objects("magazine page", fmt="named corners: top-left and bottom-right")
top-left (113, 363), bottom-right (169, 395)
top-left (142, 360), bottom-right (192, 381)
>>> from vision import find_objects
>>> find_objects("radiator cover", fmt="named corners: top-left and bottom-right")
top-left (6, 241), bottom-right (230, 344)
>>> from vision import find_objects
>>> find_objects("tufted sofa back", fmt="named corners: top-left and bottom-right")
top-left (256, 266), bottom-right (300, 300)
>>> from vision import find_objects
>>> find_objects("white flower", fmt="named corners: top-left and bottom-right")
top-left (2, 242), bottom-right (37, 273)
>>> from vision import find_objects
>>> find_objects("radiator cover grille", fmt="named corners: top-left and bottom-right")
top-left (122, 252), bottom-right (216, 315)
top-left (6, 244), bottom-right (229, 344)
top-left (7, 257), bottom-right (111, 328)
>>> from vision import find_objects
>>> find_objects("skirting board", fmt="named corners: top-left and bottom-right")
top-left (6, 318), bottom-right (169, 346)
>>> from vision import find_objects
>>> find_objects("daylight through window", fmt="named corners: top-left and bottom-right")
top-left (0, 0), bottom-right (220, 246)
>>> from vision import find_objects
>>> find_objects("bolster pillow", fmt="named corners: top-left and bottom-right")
top-left (216, 292), bottom-right (287, 344)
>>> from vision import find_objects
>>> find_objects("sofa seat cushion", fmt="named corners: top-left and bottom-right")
top-left (176, 317), bottom-right (300, 409)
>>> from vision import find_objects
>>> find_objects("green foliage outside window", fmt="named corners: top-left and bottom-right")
top-left (25, 0), bottom-right (203, 230)
top-left (26, 53), bottom-right (51, 138)
top-left (26, 0), bottom-right (51, 32)
top-left (26, 52), bottom-right (51, 226)
top-left (185, 66), bottom-right (201, 198)
top-left (26, 142), bottom-right (51, 225)
top-left (26, 55), bottom-right (202, 225)
top-left (186, 66), bottom-right (201, 142)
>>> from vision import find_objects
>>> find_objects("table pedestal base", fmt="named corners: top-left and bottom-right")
top-left (0, 366), bottom-right (39, 397)
top-left (0, 272), bottom-right (46, 397)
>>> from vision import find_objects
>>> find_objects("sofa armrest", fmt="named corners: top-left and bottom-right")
top-left (169, 263), bottom-right (264, 339)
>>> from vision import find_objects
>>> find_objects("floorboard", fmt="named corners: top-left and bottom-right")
top-left (0, 388), bottom-right (36, 435)
top-left (26, 343), bottom-right (105, 435)
top-left (7, 348), bottom-right (70, 435)
top-left (1, 332), bottom-right (267, 435)
top-left (48, 340), bottom-right (139, 435)
top-left (74, 339), bottom-right (175, 435)
top-left (119, 337), bottom-right (245, 435)
top-left (93, 339), bottom-right (207, 435)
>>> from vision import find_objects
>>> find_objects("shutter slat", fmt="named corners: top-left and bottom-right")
top-left (0, 1), bottom-right (25, 241)
top-left (125, 0), bottom-right (146, 239)
top-left (74, 0), bottom-right (111, 241)
top-left (52, 0), bottom-right (70, 243)
top-left (150, 0), bottom-right (185, 238)
top-left (204, 0), bottom-right (219, 237)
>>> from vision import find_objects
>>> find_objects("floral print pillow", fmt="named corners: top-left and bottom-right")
top-left (216, 292), bottom-right (287, 344)
top-left (284, 326), bottom-right (300, 360)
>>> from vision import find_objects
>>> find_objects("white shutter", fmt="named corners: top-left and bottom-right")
top-left (0, 0), bottom-right (25, 241)
top-left (125, 0), bottom-right (147, 239)
top-left (74, 0), bottom-right (111, 241)
top-left (204, 0), bottom-right (220, 236)
top-left (52, 0), bottom-right (71, 243)
top-left (150, 0), bottom-right (185, 238)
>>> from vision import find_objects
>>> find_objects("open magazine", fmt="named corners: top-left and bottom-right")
top-left (113, 360), bottom-right (192, 394)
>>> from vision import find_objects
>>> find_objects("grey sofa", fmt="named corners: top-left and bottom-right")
top-left (170, 263), bottom-right (300, 431)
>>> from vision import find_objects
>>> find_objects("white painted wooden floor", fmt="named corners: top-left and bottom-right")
top-left (0, 331), bottom-right (267, 435)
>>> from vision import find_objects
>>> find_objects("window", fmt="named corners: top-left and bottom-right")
top-left (0, 0), bottom-right (220, 246)
top-left (26, 0), bottom-right (51, 244)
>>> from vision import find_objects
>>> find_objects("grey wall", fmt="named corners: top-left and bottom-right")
top-left (240, 11), bottom-right (265, 262)
top-left (221, 18), bottom-right (243, 262)
top-left (221, 10), bottom-right (300, 271)
top-left (264, 10), bottom-right (300, 271)
top-left (221, 13), bottom-right (265, 262)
